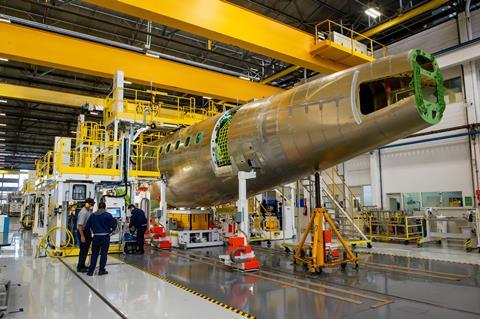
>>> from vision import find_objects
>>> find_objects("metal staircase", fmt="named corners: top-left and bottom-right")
top-left (300, 167), bottom-right (372, 247)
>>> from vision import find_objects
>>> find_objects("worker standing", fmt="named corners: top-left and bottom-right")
top-left (128, 204), bottom-right (148, 254)
top-left (76, 198), bottom-right (95, 273)
top-left (85, 202), bottom-right (116, 276)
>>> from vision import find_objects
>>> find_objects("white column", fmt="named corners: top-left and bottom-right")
top-left (458, 12), bottom-right (480, 208)
top-left (159, 179), bottom-right (167, 228)
top-left (236, 171), bottom-right (256, 239)
top-left (370, 150), bottom-right (382, 209)
top-left (113, 70), bottom-right (125, 113)
top-left (283, 183), bottom-right (296, 238)
top-left (55, 181), bottom-right (64, 248)
top-left (33, 199), bottom-right (40, 235)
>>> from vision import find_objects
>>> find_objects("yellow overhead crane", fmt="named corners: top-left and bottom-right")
top-left (85, 0), bottom-right (384, 74)
top-left (0, 23), bottom-right (280, 103)
top-left (85, 0), bottom-right (347, 74)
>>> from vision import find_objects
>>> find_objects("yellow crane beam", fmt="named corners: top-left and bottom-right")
top-left (0, 23), bottom-right (281, 103)
top-left (84, 0), bottom-right (348, 74)
top-left (0, 83), bottom-right (103, 108)
top-left (0, 83), bottom-right (207, 126)
top-left (362, 0), bottom-right (450, 38)
top-left (260, 65), bottom-right (301, 84)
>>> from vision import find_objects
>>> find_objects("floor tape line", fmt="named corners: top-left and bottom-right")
top-left (115, 255), bottom-right (256, 319)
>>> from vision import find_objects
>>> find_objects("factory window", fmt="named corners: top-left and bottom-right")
top-left (185, 136), bottom-right (191, 147)
top-left (421, 191), bottom-right (463, 207)
top-left (166, 144), bottom-right (171, 153)
top-left (174, 140), bottom-right (180, 150)
top-left (159, 146), bottom-right (163, 154)
top-left (195, 132), bottom-right (203, 144)
top-left (444, 77), bottom-right (463, 104)
top-left (150, 150), bottom-right (155, 157)
top-left (72, 184), bottom-right (87, 201)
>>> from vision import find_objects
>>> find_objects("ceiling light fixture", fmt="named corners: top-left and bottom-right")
top-left (0, 99), bottom-right (7, 103)
top-left (203, 96), bottom-right (212, 100)
top-left (0, 113), bottom-right (5, 116)
top-left (90, 111), bottom-right (99, 116)
top-left (0, 124), bottom-right (6, 127)
top-left (0, 58), bottom-right (8, 62)
top-left (146, 51), bottom-right (160, 59)
top-left (0, 18), bottom-right (11, 23)
top-left (365, 8), bottom-right (381, 18)
top-left (239, 75), bottom-right (251, 81)
top-left (124, 81), bottom-right (132, 85)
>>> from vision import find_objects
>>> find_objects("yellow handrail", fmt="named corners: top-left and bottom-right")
top-left (314, 19), bottom-right (387, 58)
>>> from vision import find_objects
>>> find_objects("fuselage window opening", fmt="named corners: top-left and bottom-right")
top-left (195, 132), bottom-right (203, 144)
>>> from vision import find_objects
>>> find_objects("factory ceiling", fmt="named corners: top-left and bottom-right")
top-left (0, 0), bottom-right (472, 169)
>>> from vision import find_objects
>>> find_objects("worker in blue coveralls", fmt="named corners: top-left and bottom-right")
top-left (128, 204), bottom-right (148, 254)
top-left (85, 202), bottom-right (116, 276)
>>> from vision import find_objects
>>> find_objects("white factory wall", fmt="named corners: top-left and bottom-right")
top-left (386, 18), bottom-right (459, 55)
top-left (344, 9), bottom-right (478, 209)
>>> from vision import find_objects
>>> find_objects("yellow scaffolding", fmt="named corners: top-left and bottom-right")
top-left (322, 167), bottom-right (372, 246)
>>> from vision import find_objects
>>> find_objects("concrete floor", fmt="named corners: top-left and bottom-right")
top-left (2, 220), bottom-right (480, 319)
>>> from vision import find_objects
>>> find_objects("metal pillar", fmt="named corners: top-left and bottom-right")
top-left (314, 172), bottom-right (321, 208)
top-left (159, 178), bottom-right (167, 228)
top-left (370, 150), bottom-right (383, 209)
top-left (237, 171), bottom-right (256, 238)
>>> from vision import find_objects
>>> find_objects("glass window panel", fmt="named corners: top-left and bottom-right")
top-left (403, 192), bottom-right (421, 211)
top-left (422, 192), bottom-right (441, 207)
top-left (442, 191), bottom-right (463, 207)
top-left (444, 77), bottom-right (463, 104)
top-left (362, 185), bottom-right (372, 206)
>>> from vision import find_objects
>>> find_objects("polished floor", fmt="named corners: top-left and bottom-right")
top-left (355, 241), bottom-right (480, 265)
top-left (1, 225), bottom-right (244, 319)
top-left (119, 245), bottom-right (480, 319)
top-left (2, 221), bottom-right (480, 319)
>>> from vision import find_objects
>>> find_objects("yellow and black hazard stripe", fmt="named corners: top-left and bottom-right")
top-left (115, 256), bottom-right (256, 319)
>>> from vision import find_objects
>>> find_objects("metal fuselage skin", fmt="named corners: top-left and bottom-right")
top-left (147, 49), bottom-right (445, 207)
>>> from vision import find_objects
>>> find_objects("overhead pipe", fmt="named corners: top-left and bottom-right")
top-left (362, 0), bottom-right (450, 38)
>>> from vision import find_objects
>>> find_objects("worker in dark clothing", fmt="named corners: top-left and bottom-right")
top-left (76, 198), bottom-right (95, 272)
top-left (85, 202), bottom-right (116, 276)
top-left (128, 204), bottom-right (148, 254)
